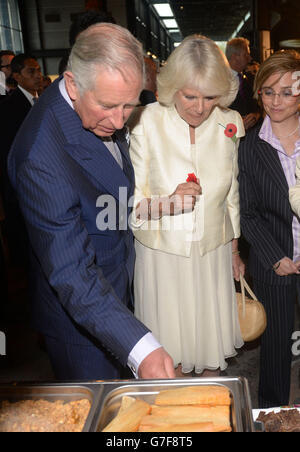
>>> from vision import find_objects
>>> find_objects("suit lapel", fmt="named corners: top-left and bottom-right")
top-left (15, 87), bottom-right (32, 108)
top-left (255, 136), bottom-right (289, 199)
top-left (65, 131), bottom-right (131, 202)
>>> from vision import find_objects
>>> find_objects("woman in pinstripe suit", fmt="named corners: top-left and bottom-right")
top-left (238, 50), bottom-right (300, 408)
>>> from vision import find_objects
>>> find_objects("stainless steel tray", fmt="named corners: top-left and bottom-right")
top-left (93, 377), bottom-right (255, 432)
top-left (0, 382), bottom-right (103, 432)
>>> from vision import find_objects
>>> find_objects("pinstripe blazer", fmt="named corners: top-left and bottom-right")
top-left (238, 124), bottom-right (294, 285)
top-left (7, 78), bottom-right (149, 365)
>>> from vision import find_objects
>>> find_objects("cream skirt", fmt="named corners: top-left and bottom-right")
top-left (134, 240), bottom-right (244, 373)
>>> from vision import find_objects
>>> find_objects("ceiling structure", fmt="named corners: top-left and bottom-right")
top-left (148, 0), bottom-right (300, 54)
top-left (168, 0), bottom-right (253, 42)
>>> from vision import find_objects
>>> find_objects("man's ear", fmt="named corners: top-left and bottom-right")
top-left (12, 72), bottom-right (21, 84)
top-left (64, 71), bottom-right (79, 101)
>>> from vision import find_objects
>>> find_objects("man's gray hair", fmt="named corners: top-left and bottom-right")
top-left (225, 37), bottom-right (250, 61)
top-left (67, 23), bottom-right (145, 93)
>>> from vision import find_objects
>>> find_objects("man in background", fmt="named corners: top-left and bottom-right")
top-left (0, 50), bottom-right (16, 97)
top-left (139, 57), bottom-right (157, 106)
top-left (226, 37), bottom-right (261, 131)
top-left (0, 54), bottom-right (42, 265)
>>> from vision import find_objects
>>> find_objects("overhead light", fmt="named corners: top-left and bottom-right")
top-left (174, 42), bottom-right (181, 47)
top-left (169, 29), bottom-right (180, 33)
top-left (236, 20), bottom-right (244, 34)
top-left (153, 3), bottom-right (173, 17)
top-left (280, 39), bottom-right (300, 48)
top-left (163, 18), bottom-right (178, 28)
top-left (215, 41), bottom-right (227, 53)
top-left (230, 10), bottom-right (251, 39)
top-left (244, 11), bottom-right (251, 22)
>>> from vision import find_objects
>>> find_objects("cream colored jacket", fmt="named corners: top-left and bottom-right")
top-left (129, 102), bottom-right (245, 257)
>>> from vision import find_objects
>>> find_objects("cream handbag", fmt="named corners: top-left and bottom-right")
top-left (237, 275), bottom-right (267, 342)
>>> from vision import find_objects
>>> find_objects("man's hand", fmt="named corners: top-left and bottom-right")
top-left (138, 347), bottom-right (175, 379)
top-left (243, 112), bottom-right (260, 130)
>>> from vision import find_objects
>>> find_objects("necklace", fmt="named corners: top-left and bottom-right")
top-left (275, 123), bottom-right (299, 139)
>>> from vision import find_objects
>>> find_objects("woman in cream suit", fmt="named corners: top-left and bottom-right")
top-left (129, 35), bottom-right (245, 377)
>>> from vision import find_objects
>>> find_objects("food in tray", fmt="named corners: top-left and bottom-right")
top-left (139, 405), bottom-right (231, 432)
top-left (102, 399), bottom-right (151, 432)
top-left (155, 385), bottom-right (231, 406)
top-left (117, 395), bottom-right (136, 414)
top-left (102, 385), bottom-right (232, 432)
top-left (257, 409), bottom-right (300, 432)
top-left (140, 422), bottom-right (214, 432)
top-left (0, 398), bottom-right (91, 432)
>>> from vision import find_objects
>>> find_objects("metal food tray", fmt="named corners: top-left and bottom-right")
top-left (93, 377), bottom-right (255, 432)
top-left (0, 381), bottom-right (104, 432)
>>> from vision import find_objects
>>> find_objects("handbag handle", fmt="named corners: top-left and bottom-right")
top-left (239, 273), bottom-right (258, 317)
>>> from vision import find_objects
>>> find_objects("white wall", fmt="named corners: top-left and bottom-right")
top-left (23, 0), bottom-right (85, 75)
top-left (22, 0), bottom-right (131, 75)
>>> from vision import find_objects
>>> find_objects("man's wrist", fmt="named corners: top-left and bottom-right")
top-left (127, 333), bottom-right (161, 377)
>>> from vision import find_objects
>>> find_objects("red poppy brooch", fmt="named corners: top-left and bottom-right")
top-left (186, 173), bottom-right (198, 183)
top-left (219, 123), bottom-right (238, 143)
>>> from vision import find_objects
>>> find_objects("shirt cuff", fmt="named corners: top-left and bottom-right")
top-left (127, 332), bottom-right (161, 378)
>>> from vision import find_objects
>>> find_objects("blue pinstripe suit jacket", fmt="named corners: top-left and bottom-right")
top-left (7, 79), bottom-right (149, 365)
top-left (238, 125), bottom-right (294, 286)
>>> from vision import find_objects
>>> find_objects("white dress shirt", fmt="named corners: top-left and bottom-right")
top-left (0, 71), bottom-right (5, 95)
top-left (18, 85), bottom-right (38, 106)
top-left (59, 78), bottom-right (161, 376)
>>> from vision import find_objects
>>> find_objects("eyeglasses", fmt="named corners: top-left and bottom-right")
top-left (0, 64), bottom-right (11, 69)
top-left (258, 87), bottom-right (300, 102)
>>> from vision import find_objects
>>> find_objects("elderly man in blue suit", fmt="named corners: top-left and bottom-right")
top-left (8, 23), bottom-right (175, 381)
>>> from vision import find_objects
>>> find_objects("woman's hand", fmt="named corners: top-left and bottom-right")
top-left (231, 239), bottom-right (245, 281)
top-left (166, 180), bottom-right (202, 216)
top-left (136, 180), bottom-right (202, 220)
top-left (273, 257), bottom-right (300, 276)
top-left (232, 254), bottom-right (245, 281)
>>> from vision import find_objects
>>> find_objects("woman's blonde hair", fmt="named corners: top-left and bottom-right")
top-left (254, 49), bottom-right (300, 106)
top-left (157, 34), bottom-right (238, 108)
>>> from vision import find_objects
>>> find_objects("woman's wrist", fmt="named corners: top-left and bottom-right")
top-left (231, 238), bottom-right (239, 255)
top-left (148, 197), bottom-right (163, 220)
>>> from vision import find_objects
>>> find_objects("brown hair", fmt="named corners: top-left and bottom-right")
top-left (254, 50), bottom-right (300, 106)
